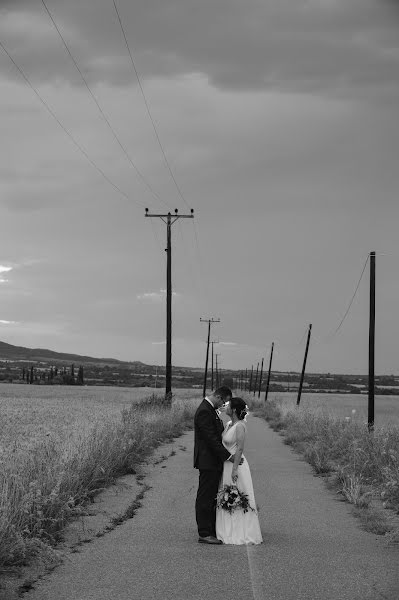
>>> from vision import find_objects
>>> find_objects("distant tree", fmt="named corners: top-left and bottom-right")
top-left (76, 365), bottom-right (84, 385)
top-left (29, 366), bottom-right (34, 384)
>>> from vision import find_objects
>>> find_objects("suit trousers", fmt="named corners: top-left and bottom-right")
top-left (195, 469), bottom-right (222, 537)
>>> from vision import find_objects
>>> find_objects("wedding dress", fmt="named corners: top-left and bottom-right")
top-left (216, 420), bottom-right (263, 545)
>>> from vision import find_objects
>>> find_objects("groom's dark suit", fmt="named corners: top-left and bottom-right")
top-left (194, 399), bottom-right (231, 538)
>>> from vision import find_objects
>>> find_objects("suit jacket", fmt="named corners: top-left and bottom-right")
top-left (193, 399), bottom-right (231, 470)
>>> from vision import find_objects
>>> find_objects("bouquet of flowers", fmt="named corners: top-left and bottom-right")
top-left (216, 484), bottom-right (255, 514)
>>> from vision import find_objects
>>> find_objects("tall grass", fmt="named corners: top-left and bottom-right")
top-left (0, 393), bottom-right (198, 570)
top-left (256, 396), bottom-right (399, 537)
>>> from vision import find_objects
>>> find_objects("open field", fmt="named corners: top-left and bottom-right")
top-left (0, 384), bottom-right (201, 451)
top-left (266, 392), bottom-right (399, 428)
top-left (0, 384), bottom-right (203, 569)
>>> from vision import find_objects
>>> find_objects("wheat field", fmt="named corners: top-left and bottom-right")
top-left (0, 384), bottom-right (202, 569)
top-left (0, 384), bottom-right (200, 451)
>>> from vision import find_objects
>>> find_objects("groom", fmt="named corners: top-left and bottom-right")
top-left (194, 385), bottom-right (237, 545)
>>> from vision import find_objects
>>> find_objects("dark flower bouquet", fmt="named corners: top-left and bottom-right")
top-left (216, 484), bottom-right (255, 514)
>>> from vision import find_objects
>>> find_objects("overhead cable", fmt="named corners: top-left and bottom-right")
top-left (329, 254), bottom-right (370, 337)
top-left (40, 0), bottom-right (169, 208)
top-left (0, 39), bottom-right (142, 205)
top-left (112, 0), bottom-right (191, 210)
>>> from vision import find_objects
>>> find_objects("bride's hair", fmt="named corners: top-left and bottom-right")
top-left (230, 397), bottom-right (248, 420)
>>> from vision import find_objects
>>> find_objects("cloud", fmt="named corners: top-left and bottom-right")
top-left (137, 289), bottom-right (178, 303)
top-left (219, 342), bottom-right (237, 346)
top-left (0, 320), bottom-right (17, 324)
top-left (0, 0), bottom-right (398, 95)
top-left (0, 266), bottom-right (12, 273)
top-left (151, 341), bottom-right (166, 345)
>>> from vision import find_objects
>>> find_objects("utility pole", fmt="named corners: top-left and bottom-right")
top-left (249, 365), bottom-right (254, 392)
top-left (211, 339), bottom-right (219, 391)
top-left (258, 358), bottom-right (264, 398)
top-left (368, 251), bottom-right (376, 432)
top-left (145, 208), bottom-right (194, 399)
top-left (265, 342), bottom-right (274, 402)
top-left (215, 353), bottom-right (221, 388)
top-left (297, 325), bottom-right (312, 406)
top-left (253, 362), bottom-right (259, 396)
top-left (201, 318), bottom-right (220, 398)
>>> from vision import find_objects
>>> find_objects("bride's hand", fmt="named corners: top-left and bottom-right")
top-left (232, 469), bottom-right (238, 483)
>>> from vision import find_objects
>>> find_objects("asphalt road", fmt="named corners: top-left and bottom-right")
top-left (26, 415), bottom-right (398, 600)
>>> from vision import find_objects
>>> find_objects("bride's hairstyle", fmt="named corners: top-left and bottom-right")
top-left (230, 397), bottom-right (248, 421)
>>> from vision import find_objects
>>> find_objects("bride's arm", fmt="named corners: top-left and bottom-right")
top-left (231, 423), bottom-right (246, 482)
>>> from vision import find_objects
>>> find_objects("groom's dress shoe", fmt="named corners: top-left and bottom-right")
top-left (198, 536), bottom-right (223, 545)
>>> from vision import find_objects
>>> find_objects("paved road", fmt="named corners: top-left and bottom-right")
top-left (26, 416), bottom-right (398, 600)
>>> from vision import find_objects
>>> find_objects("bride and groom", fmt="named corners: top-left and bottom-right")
top-left (194, 386), bottom-right (263, 545)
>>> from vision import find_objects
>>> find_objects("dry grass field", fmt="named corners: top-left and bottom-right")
top-left (266, 391), bottom-right (399, 428)
top-left (0, 384), bottom-right (202, 570)
top-left (0, 384), bottom-right (201, 450)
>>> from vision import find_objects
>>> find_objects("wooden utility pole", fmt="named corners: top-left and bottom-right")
top-left (258, 358), bottom-right (264, 398)
top-left (145, 208), bottom-right (194, 398)
top-left (201, 318), bottom-right (220, 397)
top-left (253, 362), bottom-right (259, 396)
top-left (368, 251), bottom-right (376, 431)
top-left (265, 342), bottom-right (274, 402)
top-left (215, 353), bottom-right (221, 388)
top-left (249, 365), bottom-right (254, 392)
top-left (297, 325), bottom-right (312, 406)
top-left (211, 339), bottom-right (219, 391)
top-left (211, 341), bottom-right (214, 391)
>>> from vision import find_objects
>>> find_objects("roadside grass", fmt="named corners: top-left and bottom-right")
top-left (0, 392), bottom-right (199, 571)
top-left (246, 394), bottom-right (399, 540)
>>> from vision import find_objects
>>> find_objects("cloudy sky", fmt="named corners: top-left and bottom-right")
top-left (1, 0), bottom-right (399, 374)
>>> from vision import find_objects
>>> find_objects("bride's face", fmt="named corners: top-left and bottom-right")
top-left (225, 401), bottom-right (232, 417)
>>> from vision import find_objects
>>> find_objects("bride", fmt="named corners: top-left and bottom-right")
top-left (216, 397), bottom-right (263, 545)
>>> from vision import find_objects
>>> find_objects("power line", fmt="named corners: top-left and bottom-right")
top-left (40, 0), bottom-right (169, 208)
top-left (112, 0), bottom-right (191, 210)
top-left (297, 326), bottom-right (309, 347)
top-left (0, 39), bottom-right (141, 206)
top-left (329, 254), bottom-right (370, 337)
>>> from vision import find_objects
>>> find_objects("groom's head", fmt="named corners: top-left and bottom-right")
top-left (211, 386), bottom-right (232, 408)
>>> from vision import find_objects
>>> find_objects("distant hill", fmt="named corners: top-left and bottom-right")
top-left (0, 341), bottom-right (144, 367)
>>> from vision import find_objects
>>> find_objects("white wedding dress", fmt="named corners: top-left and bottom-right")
top-left (216, 420), bottom-right (263, 545)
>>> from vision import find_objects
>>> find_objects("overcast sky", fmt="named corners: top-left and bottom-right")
top-left (1, 0), bottom-right (399, 374)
